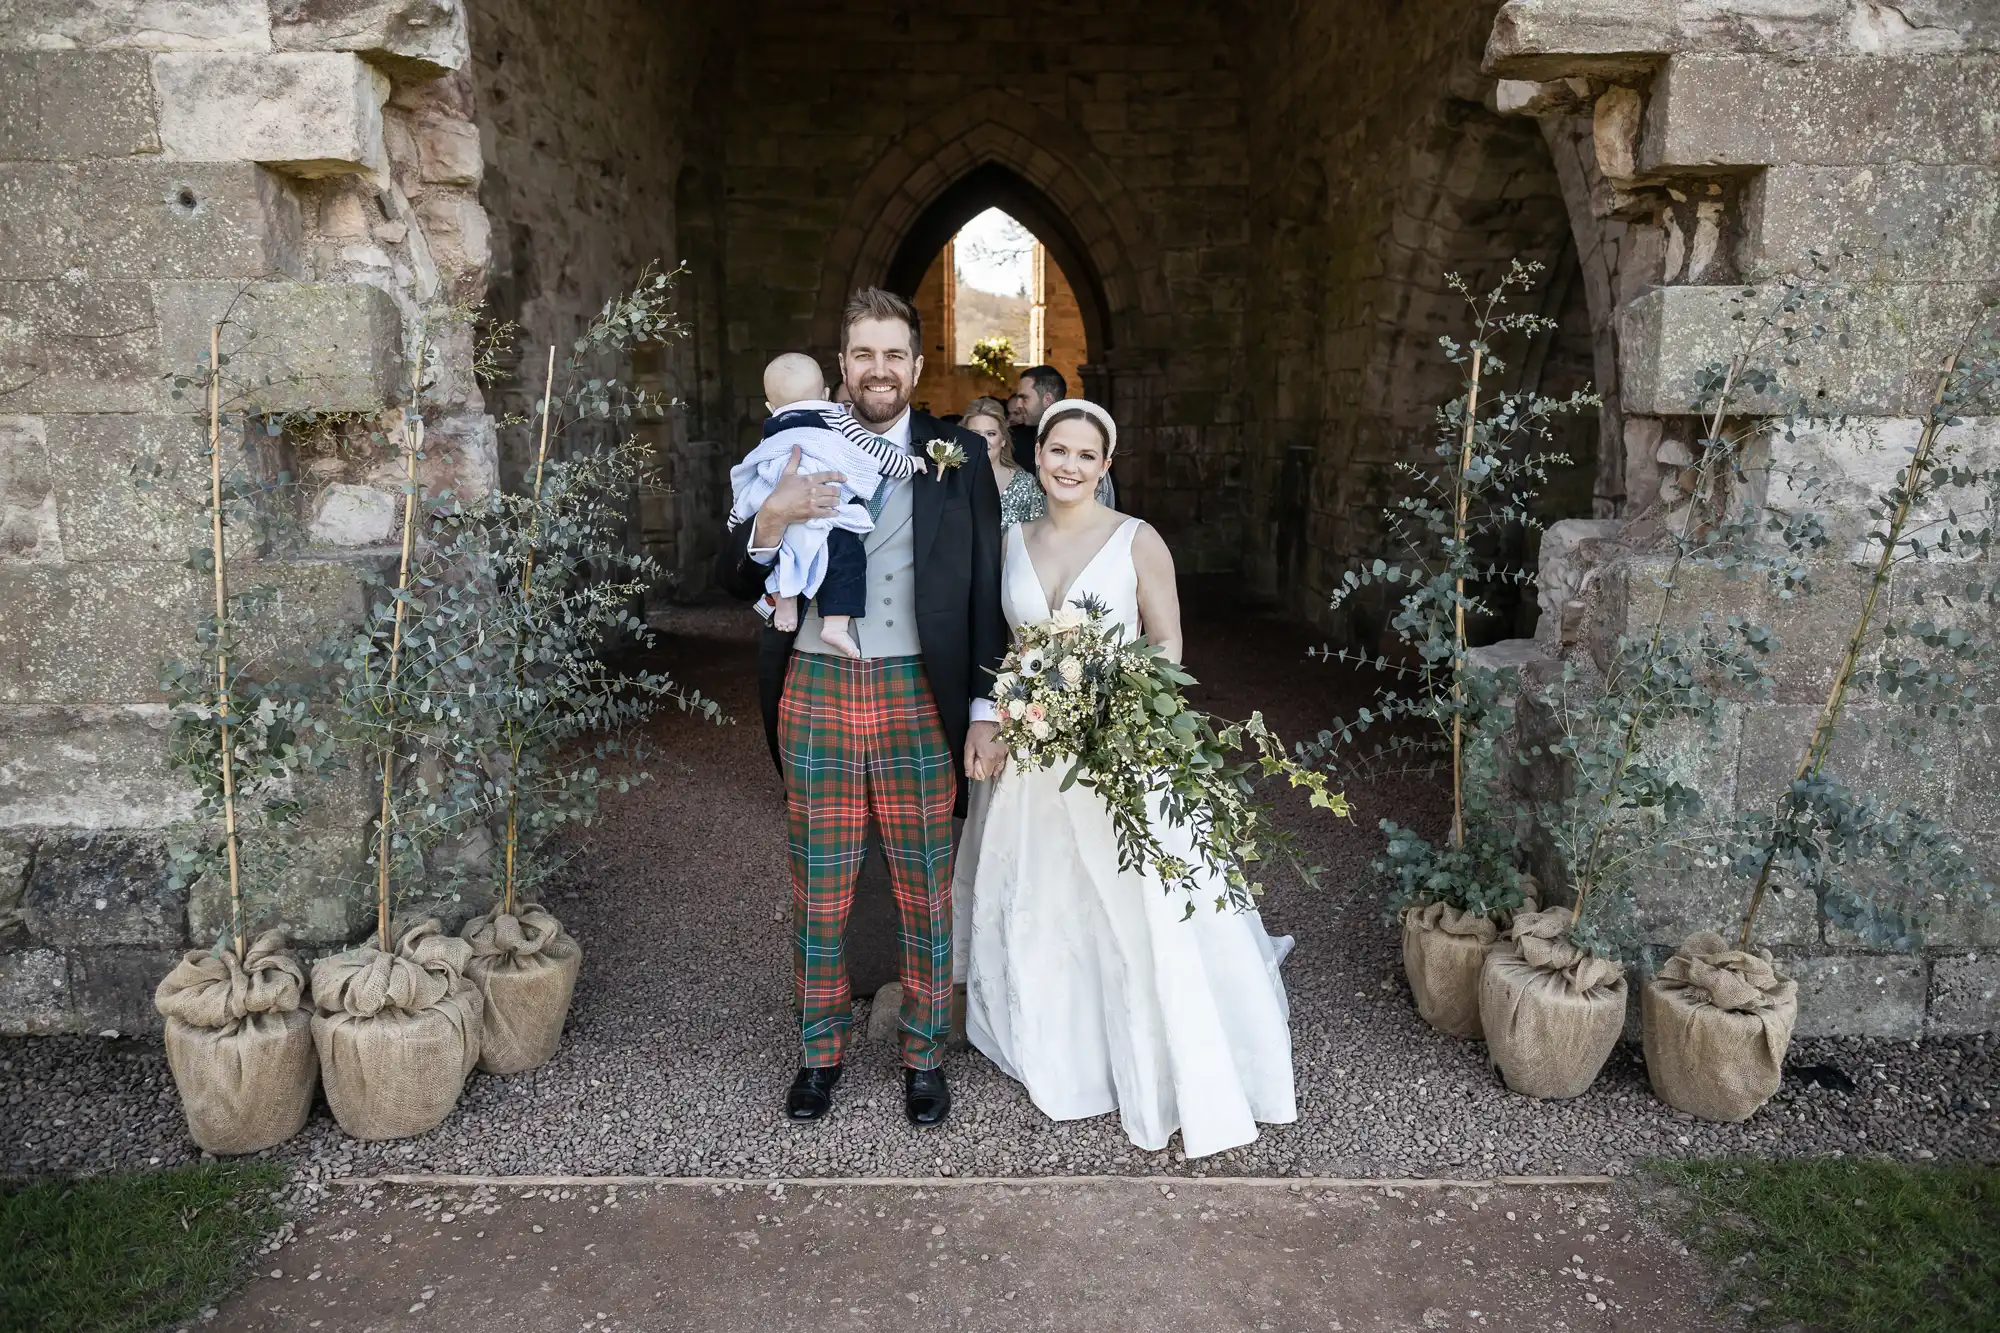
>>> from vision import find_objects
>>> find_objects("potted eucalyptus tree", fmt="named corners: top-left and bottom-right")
top-left (1644, 306), bottom-right (2000, 1122)
top-left (445, 275), bottom-right (717, 1074)
top-left (1319, 262), bottom-right (1593, 1039)
top-left (150, 325), bottom-right (332, 1154)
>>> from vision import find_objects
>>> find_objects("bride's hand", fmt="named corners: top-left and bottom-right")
top-left (966, 720), bottom-right (1009, 782)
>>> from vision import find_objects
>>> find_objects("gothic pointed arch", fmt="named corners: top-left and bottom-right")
top-left (808, 88), bottom-right (1167, 363)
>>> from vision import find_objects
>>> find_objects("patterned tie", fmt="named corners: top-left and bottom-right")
top-left (866, 435), bottom-right (897, 522)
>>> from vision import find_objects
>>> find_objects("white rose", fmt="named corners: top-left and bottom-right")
top-left (1051, 606), bottom-right (1085, 630)
top-left (1029, 719), bottom-right (1052, 740)
top-left (1058, 657), bottom-right (1084, 686)
top-left (1007, 699), bottom-right (1027, 720)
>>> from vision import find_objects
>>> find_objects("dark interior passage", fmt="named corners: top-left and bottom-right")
top-left (468, 0), bottom-right (1605, 634)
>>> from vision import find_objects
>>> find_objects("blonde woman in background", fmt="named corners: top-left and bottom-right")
top-left (964, 395), bottom-right (1046, 528)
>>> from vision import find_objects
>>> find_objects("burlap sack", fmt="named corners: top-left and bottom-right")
top-left (154, 929), bottom-right (317, 1155)
top-left (1479, 908), bottom-right (1627, 1099)
top-left (1401, 902), bottom-right (1499, 1039)
top-left (310, 918), bottom-right (484, 1141)
top-left (461, 903), bottom-right (582, 1075)
top-left (1642, 930), bottom-right (1798, 1123)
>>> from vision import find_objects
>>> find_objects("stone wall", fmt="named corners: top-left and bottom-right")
top-left (1483, 0), bottom-right (2000, 1037)
top-left (710, 0), bottom-right (1255, 573)
top-left (5, 0), bottom-right (1998, 1037)
top-left (1234, 0), bottom-right (1602, 627)
top-left (0, 0), bottom-right (495, 1034)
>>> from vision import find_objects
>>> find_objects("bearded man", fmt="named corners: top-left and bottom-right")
top-left (717, 288), bottom-right (1006, 1127)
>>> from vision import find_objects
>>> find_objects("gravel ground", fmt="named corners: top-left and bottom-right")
top-left (4, 589), bottom-right (1995, 1181)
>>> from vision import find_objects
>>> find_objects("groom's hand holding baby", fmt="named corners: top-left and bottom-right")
top-left (750, 446), bottom-right (845, 552)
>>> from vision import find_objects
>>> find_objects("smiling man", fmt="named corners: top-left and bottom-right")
top-left (717, 288), bottom-right (1006, 1128)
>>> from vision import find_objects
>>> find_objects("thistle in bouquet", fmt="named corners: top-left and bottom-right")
top-left (994, 596), bottom-right (1348, 916)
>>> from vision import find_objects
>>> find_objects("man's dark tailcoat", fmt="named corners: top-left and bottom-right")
top-left (715, 410), bottom-right (1008, 815)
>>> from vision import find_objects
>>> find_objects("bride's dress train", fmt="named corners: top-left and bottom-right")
top-left (958, 518), bottom-right (1297, 1158)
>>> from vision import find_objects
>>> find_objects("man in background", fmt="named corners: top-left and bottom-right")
top-left (1005, 364), bottom-right (1066, 471)
top-left (1007, 363), bottom-right (1116, 508)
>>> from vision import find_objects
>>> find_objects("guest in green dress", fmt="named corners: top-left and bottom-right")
top-left (964, 395), bottom-right (1045, 527)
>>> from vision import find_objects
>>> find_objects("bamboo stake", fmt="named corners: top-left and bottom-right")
top-left (1736, 346), bottom-right (1962, 948)
top-left (1449, 343), bottom-right (1482, 851)
top-left (502, 345), bottom-right (558, 916)
top-left (1568, 352), bottom-right (1747, 925)
top-left (207, 325), bottom-right (245, 962)
top-left (374, 342), bottom-right (427, 953)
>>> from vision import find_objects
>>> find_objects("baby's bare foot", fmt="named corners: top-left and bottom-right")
top-left (819, 617), bottom-right (861, 659)
top-left (773, 595), bottom-right (799, 632)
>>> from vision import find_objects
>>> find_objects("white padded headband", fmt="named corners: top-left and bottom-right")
top-left (1036, 398), bottom-right (1118, 457)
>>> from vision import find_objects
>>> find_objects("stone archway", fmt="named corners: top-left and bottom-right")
top-left (880, 162), bottom-right (1113, 371)
top-left (807, 88), bottom-right (1170, 389)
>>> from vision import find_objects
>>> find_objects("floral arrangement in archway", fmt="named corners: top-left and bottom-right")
top-left (970, 333), bottom-right (1015, 382)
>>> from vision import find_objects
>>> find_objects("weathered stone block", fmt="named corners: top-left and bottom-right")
top-left (1765, 416), bottom-right (2000, 558)
top-left (0, 836), bottom-right (26, 909)
top-left (154, 52), bottom-right (389, 177)
top-left (22, 831), bottom-right (184, 948)
top-left (1783, 951), bottom-right (1928, 1037)
top-left (41, 413), bottom-right (215, 561)
top-left (1928, 953), bottom-right (2000, 1035)
top-left (1643, 55), bottom-right (2000, 169)
top-left (0, 948), bottom-right (68, 1035)
top-left (1620, 283), bottom-right (1992, 418)
top-left (1634, 845), bottom-right (1820, 948)
top-left (0, 704), bottom-right (191, 828)
top-left (310, 482), bottom-right (399, 545)
top-left (1485, 0), bottom-right (2000, 78)
top-left (0, 279), bottom-right (162, 414)
top-left (413, 115), bottom-right (481, 186)
top-left (0, 415), bottom-right (62, 561)
top-left (0, 280), bottom-right (395, 416)
top-left (187, 828), bottom-right (372, 947)
top-left (271, 0), bottom-right (469, 80)
top-left (154, 280), bottom-right (404, 413)
top-left (1749, 166), bottom-right (2000, 283)
top-left (71, 946), bottom-right (179, 1034)
top-left (0, 558), bottom-right (362, 704)
top-left (0, 51), bottom-right (157, 159)
top-left (0, 162), bottom-right (307, 282)
top-left (0, 0), bottom-right (272, 51)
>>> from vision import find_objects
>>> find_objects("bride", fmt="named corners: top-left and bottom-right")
top-left (954, 399), bottom-right (1298, 1159)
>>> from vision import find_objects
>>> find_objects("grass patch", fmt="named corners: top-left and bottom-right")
top-left (0, 1162), bottom-right (287, 1333)
top-left (1650, 1157), bottom-right (2000, 1332)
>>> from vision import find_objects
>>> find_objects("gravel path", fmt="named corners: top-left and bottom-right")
top-left (4, 591), bottom-right (1994, 1181)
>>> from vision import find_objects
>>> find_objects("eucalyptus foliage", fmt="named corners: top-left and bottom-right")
top-left (421, 440), bottom-right (720, 912)
top-left (310, 271), bottom-right (717, 925)
top-left (140, 327), bottom-right (338, 955)
top-left (1725, 305), bottom-right (2000, 949)
top-left (1528, 268), bottom-right (1852, 956)
top-left (1312, 262), bottom-right (1595, 920)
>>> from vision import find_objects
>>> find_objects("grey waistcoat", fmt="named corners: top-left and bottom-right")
top-left (795, 477), bottom-right (922, 659)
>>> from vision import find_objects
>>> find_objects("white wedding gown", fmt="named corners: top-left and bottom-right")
top-left (957, 517), bottom-right (1298, 1158)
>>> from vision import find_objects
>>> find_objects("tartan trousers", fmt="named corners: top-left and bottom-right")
top-left (778, 652), bottom-right (957, 1070)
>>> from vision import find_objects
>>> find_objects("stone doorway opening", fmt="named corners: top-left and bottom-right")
top-left (885, 162), bottom-right (1112, 419)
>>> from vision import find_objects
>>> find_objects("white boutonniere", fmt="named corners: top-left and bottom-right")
top-left (925, 438), bottom-right (966, 482)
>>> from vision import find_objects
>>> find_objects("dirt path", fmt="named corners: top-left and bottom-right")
top-left (215, 1177), bottom-right (1732, 1333)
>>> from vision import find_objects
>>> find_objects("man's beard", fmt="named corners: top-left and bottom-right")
top-left (848, 378), bottom-right (910, 426)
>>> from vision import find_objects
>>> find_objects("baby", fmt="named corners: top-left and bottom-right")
top-left (727, 353), bottom-right (923, 658)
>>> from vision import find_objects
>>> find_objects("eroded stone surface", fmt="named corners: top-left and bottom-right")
top-left (154, 50), bottom-right (390, 175)
top-left (21, 831), bottom-right (184, 949)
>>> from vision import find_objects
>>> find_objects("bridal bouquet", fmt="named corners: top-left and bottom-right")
top-left (992, 596), bottom-right (1348, 914)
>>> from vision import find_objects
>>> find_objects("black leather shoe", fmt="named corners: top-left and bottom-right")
top-left (905, 1066), bottom-right (950, 1126)
top-left (786, 1065), bottom-right (841, 1121)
